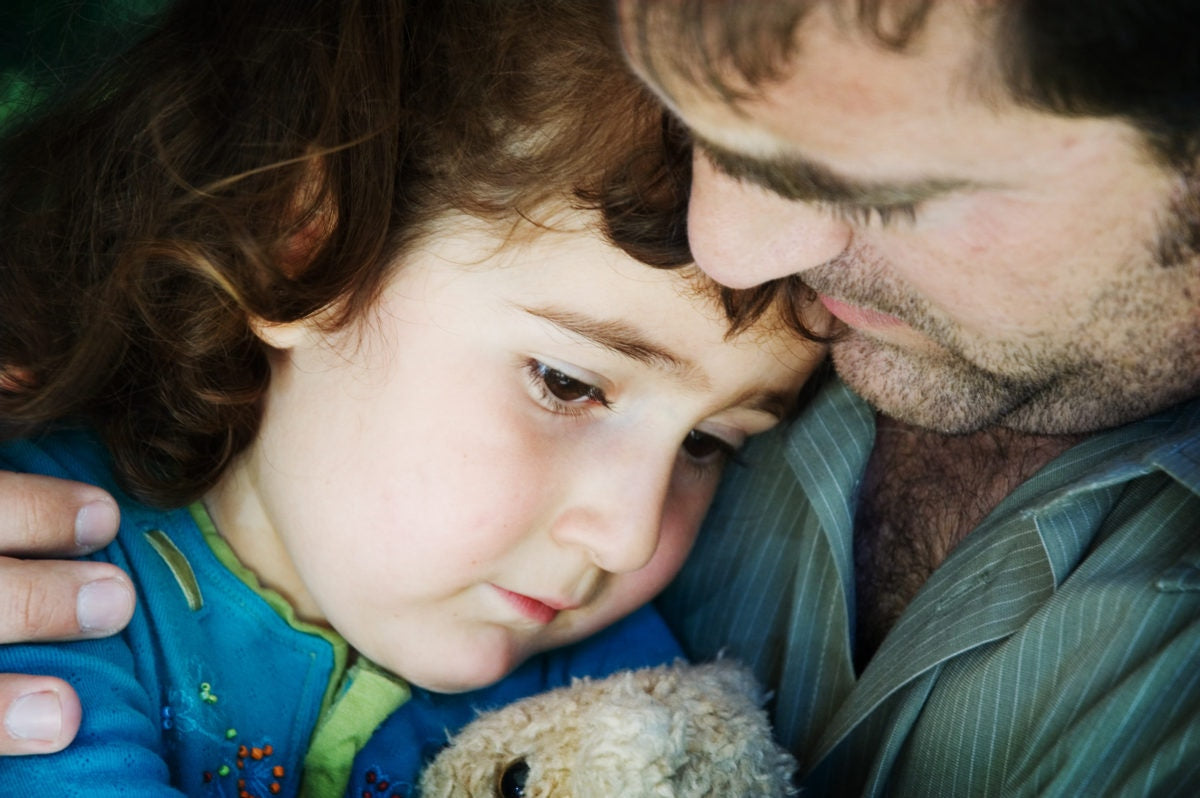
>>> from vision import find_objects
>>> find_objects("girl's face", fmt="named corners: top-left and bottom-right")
top-left (206, 212), bottom-right (823, 693)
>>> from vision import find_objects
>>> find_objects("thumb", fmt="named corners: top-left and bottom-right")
top-left (0, 675), bottom-right (82, 755)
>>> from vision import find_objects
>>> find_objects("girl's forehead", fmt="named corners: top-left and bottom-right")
top-left (413, 210), bottom-right (817, 350)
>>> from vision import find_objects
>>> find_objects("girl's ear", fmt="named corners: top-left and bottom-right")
top-left (279, 156), bottom-right (336, 278)
top-left (247, 316), bottom-right (311, 351)
top-left (0, 365), bottom-right (35, 392)
top-left (251, 158), bottom-right (339, 350)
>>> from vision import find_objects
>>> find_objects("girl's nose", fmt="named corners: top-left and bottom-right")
top-left (549, 450), bottom-right (673, 574)
top-left (687, 152), bottom-right (851, 288)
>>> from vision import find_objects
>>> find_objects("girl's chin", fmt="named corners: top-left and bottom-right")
top-left (380, 638), bottom-right (530, 694)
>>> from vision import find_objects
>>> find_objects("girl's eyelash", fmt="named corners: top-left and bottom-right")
top-left (679, 430), bottom-right (747, 480)
top-left (525, 358), bottom-right (750, 479)
top-left (826, 202), bottom-right (918, 227)
top-left (524, 359), bottom-right (609, 417)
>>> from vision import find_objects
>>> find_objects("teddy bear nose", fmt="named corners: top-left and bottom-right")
top-left (498, 757), bottom-right (529, 797)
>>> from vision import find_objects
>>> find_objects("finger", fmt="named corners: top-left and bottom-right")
top-left (0, 471), bottom-right (120, 555)
top-left (0, 558), bottom-right (135, 643)
top-left (0, 674), bottom-right (81, 754)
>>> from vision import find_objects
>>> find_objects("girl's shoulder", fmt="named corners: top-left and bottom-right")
top-left (0, 427), bottom-right (120, 494)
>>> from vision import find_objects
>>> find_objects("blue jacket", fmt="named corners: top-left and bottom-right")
top-left (0, 430), bottom-right (682, 797)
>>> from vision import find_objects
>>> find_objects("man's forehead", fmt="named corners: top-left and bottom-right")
top-left (643, 4), bottom-right (1040, 184)
top-left (620, 0), bottom-right (1002, 111)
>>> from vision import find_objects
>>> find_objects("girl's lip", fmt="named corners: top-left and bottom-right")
top-left (493, 586), bottom-right (570, 625)
top-left (819, 295), bottom-right (906, 329)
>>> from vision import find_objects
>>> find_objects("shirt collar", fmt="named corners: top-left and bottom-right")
top-left (786, 377), bottom-right (1200, 593)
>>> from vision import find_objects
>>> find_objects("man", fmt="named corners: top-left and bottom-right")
top-left (2, 1), bottom-right (1199, 792)
top-left (616, 1), bottom-right (1200, 794)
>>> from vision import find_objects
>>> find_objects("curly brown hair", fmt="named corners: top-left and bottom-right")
top-left (0, 0), bottom-right (720, 506)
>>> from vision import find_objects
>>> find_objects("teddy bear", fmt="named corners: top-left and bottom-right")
top-left (418, 659), bottom-right (799, 797)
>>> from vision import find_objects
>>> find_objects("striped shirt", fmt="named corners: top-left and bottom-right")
top-left (658, 375), bottom-right (1200, 796)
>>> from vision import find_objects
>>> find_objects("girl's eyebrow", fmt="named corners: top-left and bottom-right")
top-left (518, 304), bottom-right (700, 377)
top-left (518, 304), bottom-right (796, 420)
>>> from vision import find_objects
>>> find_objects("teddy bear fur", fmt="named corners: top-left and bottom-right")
top-left (419, 659), bottom-right (798, 797)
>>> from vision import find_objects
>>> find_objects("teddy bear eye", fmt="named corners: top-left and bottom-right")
top-left (497, 758), bottom-right (529, 797)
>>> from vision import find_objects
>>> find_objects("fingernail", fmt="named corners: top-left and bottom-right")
top-left (4, 691), bottom-right (62, 742)
top-left (77, 578), bottom-right (134, 633)
top-left (75, 499), bottom-right (119, 550)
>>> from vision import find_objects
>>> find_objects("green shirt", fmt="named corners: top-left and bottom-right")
top-left (659, 375), bottom-right (1200, 796)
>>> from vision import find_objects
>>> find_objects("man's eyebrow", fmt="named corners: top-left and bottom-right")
top-left (694, 135), bottom-right (978, 206)
top-left (520, 305), bottom-right (697, 376)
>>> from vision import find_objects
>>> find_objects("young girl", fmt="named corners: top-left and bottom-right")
top-left (0, 1), bottom-right (823, 795)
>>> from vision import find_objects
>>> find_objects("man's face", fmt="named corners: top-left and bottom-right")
top-left (625, 3), bottom-right (1200, 434)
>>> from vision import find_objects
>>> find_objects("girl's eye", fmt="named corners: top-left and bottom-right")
top-left (541, 366), bottom-right (597, 402)
top-left (526, 360), bottom-right (609, 415)
top-left (681, 429), bottom-right (738, 464)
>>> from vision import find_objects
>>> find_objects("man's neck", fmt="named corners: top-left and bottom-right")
top-left (852, 414), bottom-right (1084, 672)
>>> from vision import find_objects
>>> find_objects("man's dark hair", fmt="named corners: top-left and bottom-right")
top-left (624, 0), bottom-right (1200, 165)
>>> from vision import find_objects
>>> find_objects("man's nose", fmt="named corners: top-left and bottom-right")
top-left (687, 153), bottom-right (851, 288)
top-left (549, 449), bottom-right (673, 575)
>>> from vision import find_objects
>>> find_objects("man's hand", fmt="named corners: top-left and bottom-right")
top-left (0, 471), bottom-right (133, 754)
